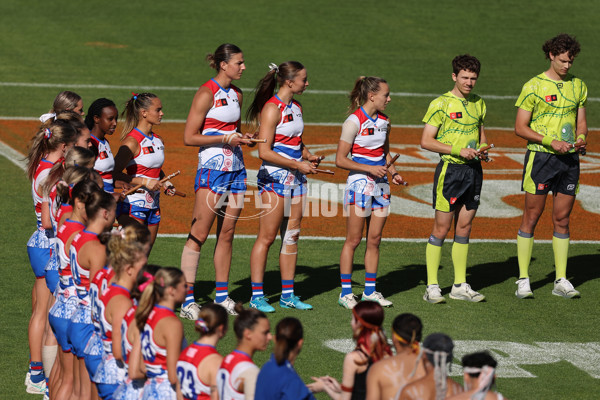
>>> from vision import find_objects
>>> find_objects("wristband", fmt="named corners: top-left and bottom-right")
top-left (450, 145), bottom-right (461, 157)
top-left (542, 136), bottom-right (554, 147)
top-left (577, 134), bottom-right (586, 142)
top-left (341, 385), bottom-right (353, 393)
top-left (392, 172), bottom-right (399, 179)
top-left (478, 143), bottom-right (488, 150)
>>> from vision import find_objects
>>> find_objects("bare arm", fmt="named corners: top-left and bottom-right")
top-left (84, 241), bottom-right (107, 282)
top-left (366, 364), bottom-right (381, 400)
top-left (515, 108), bottom-right (571, 153)
top-left (128, 324), bottom-right (146, 379)
top-left (163, 318), bottom-right (183, 388)
top-left (40, 202), bottom-right (52, 230)
top-left (113, 137), bottom-right (162, 191)
top-left (257, 103), bottom-right (316, 175)
top-left (420, 123), bottom-right (478, 160)
top-left (107, 296), bottom-right (132, 361)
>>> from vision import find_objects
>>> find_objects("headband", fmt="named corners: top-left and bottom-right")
top-left (352, 308), bottom-right (379, 331)
top-left (393, 330), bottom-right (420, 354)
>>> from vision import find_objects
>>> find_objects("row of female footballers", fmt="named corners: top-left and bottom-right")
top-left (175, 43), bottom-right (404, 319)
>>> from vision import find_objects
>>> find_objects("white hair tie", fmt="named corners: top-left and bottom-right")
top-left (268, 63), bottom-right (279, 74)
top-left (39, 113), bottom-right (56, 123)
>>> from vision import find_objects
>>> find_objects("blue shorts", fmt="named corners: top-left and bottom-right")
top-left (84, 331), bottom-right (103, 378)
top-left (259, 181), bottom-right (307, 198)
top-left (27, 229), bottom-right (53, 278)
top-left (98, 383), bottom-right (120, 400)
top-left (48, 289), bottom-right (79, 352)
top-left (45, 244), bottom-right (60, 293)
top-left (68, 303), bottom-right (94, 357)
top-left (195, 168), bottom-right (247, 194)
top-left (117, 202), bottom-right (161, 226)
top-left (344, 190), bottom-right (390, 210)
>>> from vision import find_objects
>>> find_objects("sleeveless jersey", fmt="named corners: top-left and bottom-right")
top-left (123, 128), bottom-right (165, 209)
top-left (91, 134), bottom-right (115, 192)
top-left (345, 108), bottom-right (390, 196)
top-left (98, 284), bottom-right (131, 354)
top-left (120, 305), bottom-right (137, 366)
top-left (90, 266), bottom-right (114, 331)
top-left (197, 79), bottom-right (244, 172)
top-left (257, 95), bottom-right (306, 186)
top-left (516, 72), bottom-right (587, 154)
top-left (217, 350), bottom-right (257, 400)
top-left (56, 219), bottom-right (85, 283)
top-left (32, 158), bottom-right (56, 226)
top-left (70, 230), bottom-right (99, 300)
top-left (423, 91), bottom-right (486, 164)
top-left (141, 305), bottom-right (176, 378)
top-left (177, 343), bottom-right (219, 400)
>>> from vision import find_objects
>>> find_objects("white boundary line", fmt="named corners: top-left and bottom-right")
top-left (2, 135), bottom-right (599, 244)
top-left (2, 81), bottom-right (600, 102)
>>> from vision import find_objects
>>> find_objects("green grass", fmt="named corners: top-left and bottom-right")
top-left (2, 155), bottom-right (600, 399)
top-left (0, 0), bottom-right (599, 126)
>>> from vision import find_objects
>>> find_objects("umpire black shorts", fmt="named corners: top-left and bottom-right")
top-left (432, 161), bottom-right (483, 212)
top-left (521, 150), bottom-right (579, 196)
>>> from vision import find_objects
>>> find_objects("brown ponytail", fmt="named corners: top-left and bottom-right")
top-left (120, 92), bottom-right (158, 140)
top-left (274, 317), bottom-right (303, 365)
top-left (348, 76), bottom-right (387, 115)
top-left (135, 267), bottom-right (183, 332)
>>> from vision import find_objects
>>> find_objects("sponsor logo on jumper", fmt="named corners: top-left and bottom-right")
top-left (99, 151), bottom-right (108, 159)
top-left (283, 114), bottom-right (294, 123)
top-left (142, 146), bottom-right (155, 154)
top-left (360, 128), bottom-right (375, 136)
top-left (215, 99), bottom-right (228, 107)
top-left (545, 94), bottom-right (558, 102)
top-left (450, 112), bottom-right (463, 120)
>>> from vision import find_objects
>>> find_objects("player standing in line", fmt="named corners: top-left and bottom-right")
top-left (335, 76), bottom-right (404, 309)
top-left (366, 313), bottom-right (426, 400)
top-left (86, 98), bottom-right (119, 193)
top-left (246, 61), bottom-right (321, 312)
top-left (113, 92), bottom-right (177, 252)
top-left (514, 33), bottom-right (587, 299)
top-left (421, 55), bottom-right (488, 304)
top-left (39, 90), bottom-right (84, 123)
top-left (177, 303), bottom-right (228, 400)
top-left (217, 304), bottom-right (272, 400)
top-left (135, 267), bottom-right (187, 399)
top-left (179, 43), bottom-right (253, 319)
top-left (25, 119), bottom-right (76, 395)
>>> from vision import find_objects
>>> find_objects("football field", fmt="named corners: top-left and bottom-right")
top-left (1, 1), bottom-right (600, 398)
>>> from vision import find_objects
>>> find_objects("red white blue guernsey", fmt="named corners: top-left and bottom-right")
top-left (123, 128), bottom-right (165, 209)
top-left (90, 266), bottom-right (114, 331)
top-left (91, 134), bottom-right (115, 193)
top-left (32, 158), bottom-right (56, 226)
top-left (56, 219), bottom-right (85, 286)
top-left (177, 343), bottom-right (219, 400)
top-left (197, 79), bottom-right (244, 172)
top-left (98, 284), bottom-right (131, 353)
top-left (345, 107), bottom-right (390, 196)
top-left (70, 230), bottom-right (98, 301)
top-left (141, 305), bottom-right (175, 378)
top-left (120, 305), bottom-right (137, 366)
top-left (217, 350), bottom-right (257, 400)
top-left (257, 95), bottom-right (306, 185)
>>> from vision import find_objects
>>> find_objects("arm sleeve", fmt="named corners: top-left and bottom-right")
top-left (340, 119), bottom-right (359, 144)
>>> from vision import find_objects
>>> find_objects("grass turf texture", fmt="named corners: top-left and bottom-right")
top-left (1, 0), bottom-right (599, 128)
top-left (2, 155), bottom-right (600, 399)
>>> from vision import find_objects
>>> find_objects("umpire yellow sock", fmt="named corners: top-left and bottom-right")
top-left (452, 236), bottom-right (469, 285)
top-left (553, 232), bottom-right (569, 280)
top-left (426, 235), bottom-right (444, 285)
top-left (517, 230), bottom-right (534, 279)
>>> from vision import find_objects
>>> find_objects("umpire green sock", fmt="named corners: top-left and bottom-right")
top-left (517, 230), bottom-right (534, 279)
top-left (553, 232), bottom-right (569, 280)
top-left (426, 235), bottom-right (444, 285)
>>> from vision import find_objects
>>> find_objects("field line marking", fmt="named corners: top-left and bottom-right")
top-left (0, 139), bottom-right (26, 171)
top-left (3, 81), bottom-right (600, 102)
top-left (156, 233), bottom-right (600, 244)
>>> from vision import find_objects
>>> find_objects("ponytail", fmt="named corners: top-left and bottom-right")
top-left (348, 76), bottom-right (387, 115)
top-left (246, 61), bottom-right (305, 132)
top-left (274, 317), bottom-right (303, 365)
top-left (135, 267), bottom-right (183, 332)
top-left (26, 119), bottom-right (76, 180)
top-left (105, 224), bottom-right (150, 278)
top-left (194, 303), bottom-right (228, 338)
top-left (41, 146), bottom-right (95, 197)
top-left (51, 91), bottom-right (82, 114)
top-left (120, 92), bottom-right (157, 140)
